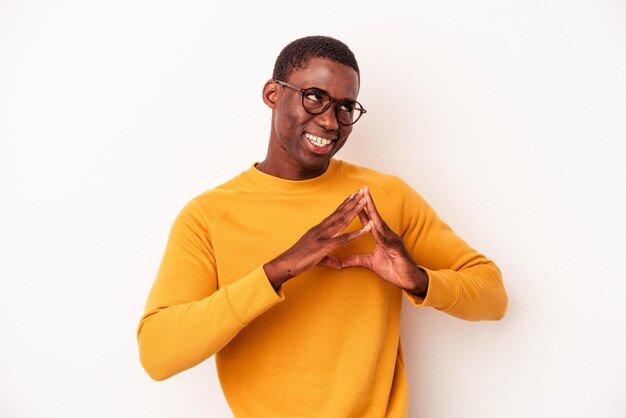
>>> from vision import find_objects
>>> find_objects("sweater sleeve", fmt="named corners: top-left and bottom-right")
top-left (136, 198), bottom-right (284, 381)
top-left (390, 179), bottom-right (508, 321)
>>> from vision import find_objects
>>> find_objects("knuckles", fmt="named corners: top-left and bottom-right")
top-left (335, 233), bottom-right (350, 244)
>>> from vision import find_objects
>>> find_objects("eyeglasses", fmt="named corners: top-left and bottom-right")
top-left (275, 80), bottom-right (367, 126)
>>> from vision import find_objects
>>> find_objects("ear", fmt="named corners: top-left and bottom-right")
top-left (262, 79), bottom-right (279, 109)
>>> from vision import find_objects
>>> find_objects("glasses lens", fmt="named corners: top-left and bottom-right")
top-left (302, 88), bottom-right (329, 114)
top-left (336, 101), bottom-right (364, 126)
top-left (301, 87), bottom-right (365, 125)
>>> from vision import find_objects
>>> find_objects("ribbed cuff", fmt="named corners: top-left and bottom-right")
top-left (404, 267), bottom-right (459, 310)
top-left (224, 265), bottom-right (285, 326)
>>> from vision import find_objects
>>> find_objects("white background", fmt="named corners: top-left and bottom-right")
top-left (1, 1), bottom-right (625, 417)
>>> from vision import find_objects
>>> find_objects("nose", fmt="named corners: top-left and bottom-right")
top-left (315, 103), bottom-right (340, 131)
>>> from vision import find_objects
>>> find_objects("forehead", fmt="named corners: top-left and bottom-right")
top-left (285, 57), bottom-right (360, 100)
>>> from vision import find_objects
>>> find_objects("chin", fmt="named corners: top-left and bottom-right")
top-left (301, 154), bottom-right (333, 170)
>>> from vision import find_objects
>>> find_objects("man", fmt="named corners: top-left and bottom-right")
top-left (137, 36), bottom-right (507, 417)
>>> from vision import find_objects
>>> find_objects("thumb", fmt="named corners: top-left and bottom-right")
top-left (341, 254), bottom-right (372, 269)
top-left (317, 255), bottom-right (342, 270)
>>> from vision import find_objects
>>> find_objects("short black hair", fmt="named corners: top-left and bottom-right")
top-left (272, 36), bottom-right (360, 84)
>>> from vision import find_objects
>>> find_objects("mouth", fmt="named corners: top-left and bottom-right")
top-left (305, 132), bottom-right (337, 155)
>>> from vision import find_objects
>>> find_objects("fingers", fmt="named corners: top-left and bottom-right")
top-left (313, 186), bottom-right (389, 259)
top-left (357, 208), bottom-right (369, 226)
top-left (326, 186), bottom-right (389, 245)
top-left (324, 189), bottom-right (368, 237)
top-left (272, 188), bottom-right (378, 281)
top-left (333, 221), bottom-right (372, 247)
top-left (363, 186), bottom-right (384, 226)
top-left (357, 186), bottom-right (380, 242)
top-left (368, 218), bottom-right (385, 244)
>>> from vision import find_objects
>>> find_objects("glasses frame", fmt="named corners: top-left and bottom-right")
top-left (274, 80), bottom-right (367, 126)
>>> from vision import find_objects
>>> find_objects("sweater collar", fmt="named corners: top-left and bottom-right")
top-left (244, 159), bottom-right (343, 194)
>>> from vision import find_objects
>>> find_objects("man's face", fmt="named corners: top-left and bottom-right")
top-left (267, 57), bottom-right (360, 179)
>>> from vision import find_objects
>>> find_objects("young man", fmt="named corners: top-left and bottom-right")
top-left (137, 36), bottom-right (507, 417)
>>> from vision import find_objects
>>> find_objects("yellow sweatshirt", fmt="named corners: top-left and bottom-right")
top-left (137, 159), bottom-right (507, 417)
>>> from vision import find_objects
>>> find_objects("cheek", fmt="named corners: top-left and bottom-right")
top-left (333, 136), bottom-right (349, 153)
top-left (332, 127), bottom-right (353, 152)
top-left (339, 126), bottom-right (353, 142)
top-left (278, 105), bottom-right (304, 131)
top-left (286, 110), bottom-right (299, 130)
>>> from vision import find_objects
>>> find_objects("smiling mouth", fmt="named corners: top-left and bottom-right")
top-left (305, 133), bottom-right (335, 148)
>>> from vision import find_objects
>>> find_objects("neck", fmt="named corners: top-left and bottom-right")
top-left (256, 156), bottom-right (329, 180)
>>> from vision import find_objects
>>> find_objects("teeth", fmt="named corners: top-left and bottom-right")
top-left (306, 133), bottom-right (333, 147)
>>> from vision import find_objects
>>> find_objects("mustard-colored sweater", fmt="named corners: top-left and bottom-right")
top-left (137, 159), bottom-right (507, 417)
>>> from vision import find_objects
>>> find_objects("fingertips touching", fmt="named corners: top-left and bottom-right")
top-left (365, 186), bottom-right (377, 205)
top-left (344, 188), bottom-right (363, 205)
top-left (358, 209), bottom-right (369, 225)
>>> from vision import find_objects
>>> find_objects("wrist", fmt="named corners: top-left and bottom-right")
top-left (263, 258), bottom-right (294, 291)
top-left (405, 266), bottom-right (429, 297)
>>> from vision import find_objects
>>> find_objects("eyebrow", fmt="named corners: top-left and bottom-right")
top-left (276, 79), bottom-right (359, 103)
top-left (304, 86), bottom-right (358, 102)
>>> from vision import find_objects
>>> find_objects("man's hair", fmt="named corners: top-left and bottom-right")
top-left (272, 36), bottom-right (360, 83)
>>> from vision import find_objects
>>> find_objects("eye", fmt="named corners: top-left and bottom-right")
top-left (338, 101), bottom-right (356, 113)
top-left (304, 89), bottom-right (325, 103)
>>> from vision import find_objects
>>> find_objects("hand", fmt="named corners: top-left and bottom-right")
top-left (264, 189), bottom-right (371, 290)
top-left (341, 186), bottom-right (429, 297)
